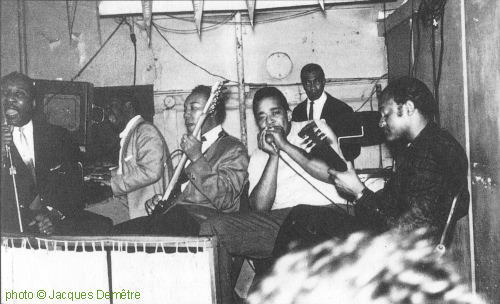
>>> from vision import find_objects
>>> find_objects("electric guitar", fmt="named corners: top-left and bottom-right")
top-left (151, 81), bottom-right (226, 216)
top-left (298, 121), bottom-right (348, 172)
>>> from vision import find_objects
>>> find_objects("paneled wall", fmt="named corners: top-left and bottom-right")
top-left (0, 0), bottom-right (391, 169)
top-left (382, 0), bottom-right (500, 302)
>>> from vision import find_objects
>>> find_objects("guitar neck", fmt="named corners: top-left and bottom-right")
top-left (160, 81), bottom-right (222, 202)
top-left (299, 121), bottom-right (347, 172)
top-left (161, 113), bottom-right (207, 201)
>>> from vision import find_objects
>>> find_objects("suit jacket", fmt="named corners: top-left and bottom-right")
top-left (292, 93), bottom-right (361, 161)
top-left (177, 132), bottom-right (249, 221)
top-left (1, 119), bottom-right (83, 232)
top-left (110, 117), bottom-right (173, 219)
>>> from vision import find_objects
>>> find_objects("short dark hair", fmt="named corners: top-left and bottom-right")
top-left (381, 76), bottom-right (436, 120)
top-left (1, 72), bottom-right (35, 97)
top-left (191, 85), bottom-right (226, 124)
top-left (109, 92), bottom-right (140, 113)
top-left (252, 87), bottom-right (289, 117)
top-left (300, 63), bottom-right (325, 82)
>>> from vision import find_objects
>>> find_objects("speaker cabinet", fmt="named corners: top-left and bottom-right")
top-left (33, 80), bottom-right (93, 147)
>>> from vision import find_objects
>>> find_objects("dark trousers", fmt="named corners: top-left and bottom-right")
top-left (272, 204), bottom-right (368, 259)
top-left (113, 205), bottom-right (206, 236)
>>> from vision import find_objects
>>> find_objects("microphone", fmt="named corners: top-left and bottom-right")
top-left (264, 134), bottom-right (274, 145)
top-left (264, 134), bottom-right (278, 152)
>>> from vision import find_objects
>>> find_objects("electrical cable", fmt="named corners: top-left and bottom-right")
top-left (435, 5), bottom-right (445, 125)
top-left (278, 153), bottom-right (350, 217)
top-left (418, 0), bottom-right (447, 124)
top-left (43, 18), bottom-right (126, 108)
top-left (408, 0), bottom-right (415, 77)
top-left (133, 39), bottom-right (137, 86)
top-left (152, 7), bottom-right (322, 34)
top-left (125, 18), bottom-right (137, 85)
top-left (154, 13), bottom-right (236, 34)
top-left (66, 0), bottom-right (78, 43)
top-left (152, 22), bottom-right (237, 83)
top-left (354, 74), bottom-right (387, 112)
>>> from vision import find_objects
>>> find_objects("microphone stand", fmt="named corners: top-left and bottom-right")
top-left (5, 143), bottom-right (24, 232)
top-left (2, 100), bottom-right (24, 232)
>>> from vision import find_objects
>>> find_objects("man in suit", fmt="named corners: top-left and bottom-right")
top-left (86, 93), bottom-right (173, 224)
top-left (1, 72), bottom-right (112, 235)
top-left (114, 85), bottom-right (249, 235)
top-left (292, 63), bottom-right (360, 162)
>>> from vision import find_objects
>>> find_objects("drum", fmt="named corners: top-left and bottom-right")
top-left (1, 234), bottom-right (219, 304)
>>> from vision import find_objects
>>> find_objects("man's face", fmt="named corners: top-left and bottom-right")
top-left (106, 99), bottom-right (129, 132)
top-left (1, 77), bottom-right (34, 127)
top-left (378, 97), bottom-right (410, 142)
top-left (301, 70), bottom-right (325, 102)
top-left (254, 96), bottom-right (291, 135)
top-left (184, 92), bottom-right (207, 135)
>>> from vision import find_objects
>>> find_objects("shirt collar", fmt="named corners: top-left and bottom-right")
top-left (15, 120), bottom-right (33, 133)
top-left (307, 91), bottom-right (327, 107)
top-left (202, 124), bottom-right (223, 150)
top-left (119, 115), bottom-right (142, 139)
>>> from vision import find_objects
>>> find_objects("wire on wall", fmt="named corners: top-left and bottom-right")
top-left (152, 22), bottom-right (237, 83)
top-left (43, 18), bottom-right (126, 108)
top-left (417, 0), bottom-right (447, 125)
top-left (126, 18), bottom-right (137, 86)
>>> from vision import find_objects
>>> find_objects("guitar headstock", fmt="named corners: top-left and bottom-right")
top-left (205, 80), bottom-right (228, 115)
top-left (298, 121), bottom-right (327, 146)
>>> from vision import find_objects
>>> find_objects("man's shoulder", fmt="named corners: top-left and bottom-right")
top-left (291, 99), bottom-right (308, 116)
top-left (413, 123), bottom-right (467, 164)
top-left (218, 134), bottom-right (248, 153)
top-left (135, 120), bottom-right (160, 132)
top-left (325, 93), bottom-right (353, 112)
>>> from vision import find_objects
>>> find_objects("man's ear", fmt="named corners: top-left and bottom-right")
top-left (287, 110), bottom-right (292, 122)
top-left (405, 100), bottom-right (416, 115)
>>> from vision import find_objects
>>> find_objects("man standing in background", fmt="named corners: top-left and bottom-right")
top-left (292, 63), bottom-right (360, 162)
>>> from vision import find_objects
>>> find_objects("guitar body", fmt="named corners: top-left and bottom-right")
top-left (151, 194), bottom-right (179, 216)
top-left (298, 121), bottom-right (348, 172)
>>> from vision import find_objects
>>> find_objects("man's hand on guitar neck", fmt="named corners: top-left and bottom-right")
top-left (181, 134), bottom-right (203, 163)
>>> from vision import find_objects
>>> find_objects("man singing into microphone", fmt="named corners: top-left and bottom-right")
top-left (1, 72), bottom-right (112, 235)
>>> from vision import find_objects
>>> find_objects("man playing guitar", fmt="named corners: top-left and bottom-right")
top-left (114, 84), bottom-right (248, 235)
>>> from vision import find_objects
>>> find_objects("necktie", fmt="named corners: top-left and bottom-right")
top-left (19, 127), bottom-right (36, 184)
top-left (308, 100), bottom-right (314, 120)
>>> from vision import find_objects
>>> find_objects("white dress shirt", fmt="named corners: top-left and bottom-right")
top-left (118, 115), bottom-right (142, 175)
top-left (13, 120), bottom-right (35, 167)
top-left (307, 91), bottom-right (327, 121)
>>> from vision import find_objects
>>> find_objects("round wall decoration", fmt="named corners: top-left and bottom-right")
top-left (266, 52), bottom-right (293, 79)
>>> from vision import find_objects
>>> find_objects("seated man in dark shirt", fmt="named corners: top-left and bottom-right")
top-left (1, 72), bottom-right (112, 235)
top-left (274, 76), bottom-right (469, 258)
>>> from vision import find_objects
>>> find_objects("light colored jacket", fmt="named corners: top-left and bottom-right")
top-left (111, 117), bottom-right (173, 219)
